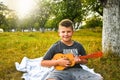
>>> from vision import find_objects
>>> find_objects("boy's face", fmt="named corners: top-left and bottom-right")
top-left (58, 26), bottom-right (74, 42)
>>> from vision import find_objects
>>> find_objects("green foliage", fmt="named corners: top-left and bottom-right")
top-left (33, 0), bottom-right (52, 28)
top-left (0, 0), bottom-right (103, 32)
top-left (34, 22), bottom-right (40, 30)
top-left (0, 2), bottom-right (18, 31)
top-left (81, 0), bottom-right (103, 16)
top-left (51, 0), bottom-right (83, 22)
top-left (45, 17), bottom-right (58, 29)
top-left (84, 16), bottom-right (103, 28)
top-left (0, 14), bottom-right (6, 27)
top-left (0, 3), bottom-right (8, 29)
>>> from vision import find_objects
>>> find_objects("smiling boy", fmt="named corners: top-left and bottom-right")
top-left (41, 19), bottom-right (103, 80)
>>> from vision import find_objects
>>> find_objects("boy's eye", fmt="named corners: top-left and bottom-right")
top-left (61, 31), bottom-right (71, 33)
top-left (61, 31), bottom-right (65, 33)
top-left (67, 31), bottom-right (71, 33)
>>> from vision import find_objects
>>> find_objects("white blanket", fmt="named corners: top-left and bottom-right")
top-left (15, 57), bottom-right (102, 80)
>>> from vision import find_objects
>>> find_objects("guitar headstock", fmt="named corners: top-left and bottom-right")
top-left (90, 51), bottom-right (103, 57)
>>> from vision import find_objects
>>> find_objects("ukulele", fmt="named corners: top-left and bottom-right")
top-left (52, 51), bottom-right (103, 70)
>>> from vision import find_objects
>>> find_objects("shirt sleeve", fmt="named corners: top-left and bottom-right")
top-left (43, 44), bottom-right (57, 60)
top-left (77, 42), bottom-right (86, 56)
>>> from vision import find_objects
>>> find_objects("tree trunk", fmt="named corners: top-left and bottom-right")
top-left (102, 0), bottom-right (120, 54)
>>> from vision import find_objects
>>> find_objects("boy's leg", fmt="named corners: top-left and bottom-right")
top-left (70, 68), bottom-right (103, 80)
top-left (45, 70), bottom-right (76, 80)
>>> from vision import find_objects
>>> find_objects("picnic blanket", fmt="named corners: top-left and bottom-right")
top-left (15, 57), bottom-right (102, 80)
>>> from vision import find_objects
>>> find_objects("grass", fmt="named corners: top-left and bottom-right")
top-left (0, 29), bottom-right (120, 80)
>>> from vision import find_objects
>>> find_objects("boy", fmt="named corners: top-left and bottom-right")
top-left (41, 19), bottom-right (103, 80)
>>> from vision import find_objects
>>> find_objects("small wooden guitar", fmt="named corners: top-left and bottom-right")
top-left (52, 51), bottom-right (103, 70)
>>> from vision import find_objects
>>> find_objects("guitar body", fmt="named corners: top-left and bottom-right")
top-left (52, 53), bottom-right (75, 70)
top-left (52, 51), bottom-right (103, 70)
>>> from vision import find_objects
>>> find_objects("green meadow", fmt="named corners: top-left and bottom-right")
top-left (0, 29), bottom-right (120, 80)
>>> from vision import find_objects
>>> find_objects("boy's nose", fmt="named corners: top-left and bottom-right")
top-left (65, 32), bottom-right (68, 35)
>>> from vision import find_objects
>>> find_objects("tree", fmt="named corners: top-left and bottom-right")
top-left (84, 15), bottom-right (102, 28)
top-left (33, 0), bottom-right (52, 32)
top-left (0, 2), bottom-right (8, 30)
top-left (50, 0), bottom-right (83, 30)
top-left (102, 0), bottom-right (120, 55)
top-left (82, 0), bottom-right (103, 16)
top-left (0, 2), bottom-right (18, 31)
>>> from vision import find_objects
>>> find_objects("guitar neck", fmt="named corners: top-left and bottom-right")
top-left (79, 51), bottom-right (103, 59)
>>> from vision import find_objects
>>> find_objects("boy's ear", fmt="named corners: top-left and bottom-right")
top-left (72, 30), bottom-right (74, 33)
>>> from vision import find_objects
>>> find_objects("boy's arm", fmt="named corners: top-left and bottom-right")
top-left (41, 60), bottom-right (58, 67)
top-left (41, 58), bottom-right (72, 68)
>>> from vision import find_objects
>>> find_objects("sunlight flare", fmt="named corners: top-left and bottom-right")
top-left (15, 0), bottom-right (36, 18)
top-left (1, 0), bottom-right (38, 18)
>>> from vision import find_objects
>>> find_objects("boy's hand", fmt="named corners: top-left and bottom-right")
top-left (56, 58), bottom-right (71, 67)
top-left (74, 56), bottom-right (88, 64)
top-left (74, 56), bottom-right (81, 64)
